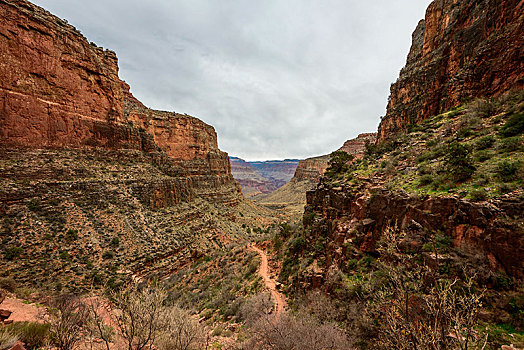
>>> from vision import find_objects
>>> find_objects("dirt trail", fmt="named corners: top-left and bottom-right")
top-left (249, 245), bottom-right (287, 318)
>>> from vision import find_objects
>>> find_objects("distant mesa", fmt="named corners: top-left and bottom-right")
top-left (230, 157), bottom-right (299, 197)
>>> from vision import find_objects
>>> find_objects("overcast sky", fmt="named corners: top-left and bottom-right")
top-left (32, 0), bottom-right (432, 161)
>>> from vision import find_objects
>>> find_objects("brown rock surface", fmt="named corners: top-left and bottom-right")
top-left (0, 0), bottom-right (125, 148)
top-left (294, 133), bottom-right (377, 182)
top-left (306, 187), bottom-right (523, 279)
top-left (0, 0), bottom-right (241, 206)
top-left (378, 0), bottom-right (524, 142)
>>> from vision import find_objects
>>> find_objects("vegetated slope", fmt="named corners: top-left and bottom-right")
top-left (257, 133), bottom-right (376, 219)
top-left (271, 0), bottom-right (524, 347)
top-left (275, 94), bottom-right (524, 348)
top-left (0, 0), bottom-right (274, 293)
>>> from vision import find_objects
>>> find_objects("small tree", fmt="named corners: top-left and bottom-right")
top-left (48, 294), bottom-right (89, 350)
top-left (155, 306), bottom-right (208, 350)
top-left (444, 142), bottom-right (475, 181)
top-left (112, 285), bottom-right (166, 350)
top-left (326, 150), bottom-right (353, 175)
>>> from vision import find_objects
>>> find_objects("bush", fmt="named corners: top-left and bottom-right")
top-left (499, 136), bottom-right (522, 152)
top-left (418, 174), bottom-right (434, 186)
top-left (289, 236), bottom-right (306, 255)
top-left (0, 328), bottom-right (18, 350)
top-left (5, 322), bottom-right (50, 350)
top-left (4, 247), bottom-right (23, 261)
top-left (467, 98), bottom-right (497, 118)
top-left (326, 151), bottom-right (353, 174)
top-left (469, 189), bottom-right (488, 202)
top-left (496, 160), bottom-right (521, 182)
top-left (0, 277), bottom-right (17, 292)
top-left (475, 135), bottom-right (495, 150)
top-left (475, 150), bottom-right (492, 162)
top-left (500, 113), bottom-right (524, 137)
top-left (102, 250), bottom-right (114, 259)
top-left (444, 142), bottom-right (476, 181)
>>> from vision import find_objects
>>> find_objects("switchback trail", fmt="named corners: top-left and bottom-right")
top-left (249, 245), bottom-right (287, 318)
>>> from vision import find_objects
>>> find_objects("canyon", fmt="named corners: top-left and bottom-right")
top-left (0, 0), bottom-right (270, 292)
top-left (0, 0), bottom-right (523, 348)
top-left (230, 157), bottom-right (299, 197)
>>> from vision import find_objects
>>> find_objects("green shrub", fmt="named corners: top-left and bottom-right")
top-left (102, 250), bottom-right (114, 259)
top-left (289, 237), bottom-right (306, 255)
top-left (0, 277), bottom-right (17, 292)
top-left (499, 136), bottom-right (522, 152)
top-left (469, 189), bottom-right (488, 202)
top-left (65, 229), bottom-right (78, 241)
top-left (475, 150), bottom-right (492, 162)
top-left (444, 142), bottom-right (476, 181)
top-left (303, 211), bottom-right (316, 226)
top-left (475, 135), bottom-right (495, 150)
top-left (496, 160), bottom-right (521, 182)
top-left (4, 247), bottom-right (23, 261)
top-left (418, 174), bottom-right (434, 186)
top-left (500, 113), bottom-right (524, 137)
top-left (58, 251), bottom-right (70, 260)
top-left (326, 150), bottom-right (354, 174)
top-left (5, 322), bottom-right (50, 350)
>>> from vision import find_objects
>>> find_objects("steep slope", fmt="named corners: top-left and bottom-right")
top-left (257, 133), bottom-right (376, 218)
top-left (378, 0), bottom-right (524, 142)
top-left (0, 0), bottom-right (272, 292)
top-left (270, 1), bottom-right (524, 346)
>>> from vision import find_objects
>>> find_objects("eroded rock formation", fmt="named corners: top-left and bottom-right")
top-left (305, 186), bottom-right (523, 279)
top-left (294, 133), bottom-right (377, 182)
top-left (0, 0), bottom-right (241, 207)
top-left (378, 0), bottom-right (524, 142)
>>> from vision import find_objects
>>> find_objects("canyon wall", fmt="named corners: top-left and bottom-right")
top-left (378, 0), bottom-right (524, 142)
top-left (294, 133), bottom-right (377, 182)
top-left (0, 0), bottom-right (240, 206)
top-left (305, 187), bottom-right (523, 279)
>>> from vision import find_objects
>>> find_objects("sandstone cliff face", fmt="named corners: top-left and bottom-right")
top-left (293, 133), bottom-right (377, 182)
top-left (378, 0), bottom-right (524, 142)
top-left (0, 0), bottom-right (129, 148)
top-left (0, 0), bottom-right (240, 206)
top-left (305, 187), bottom-right (523, 279)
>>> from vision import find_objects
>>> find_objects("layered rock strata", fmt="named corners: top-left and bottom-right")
top-left (305, 186), bottom-right (523, 278)
top-left (378, 0), bottom-right (524, 142)
top-left (0, 0), bottom-right (240, 207)
top-left (294, 133), bottom-right (377, 182)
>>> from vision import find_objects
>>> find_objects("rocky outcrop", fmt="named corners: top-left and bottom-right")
top-left (0, 0), bottom-right (128, 148)
top-left (378, 0), bottom-right (524, 142)
top-left (294, 133), bottom-right (377, 182)
top-left (293, 155), bottom-right (330, 182)
top-left (0, 0), bottom-right (240, 206)
top-left (306, 186), bottom-right (523, 278)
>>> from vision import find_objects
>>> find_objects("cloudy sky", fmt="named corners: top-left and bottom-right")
top-left (32, 0), bottom-right (432, 161)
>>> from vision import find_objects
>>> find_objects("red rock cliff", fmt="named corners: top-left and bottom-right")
top-left (294, 133), bottom-right (377, 182)
top-left (0, 0), bottom-right (240, 205)
top-left (377, 0), bottom-right (524, 142)
top-left (0, 0), bottom-right (129, 148)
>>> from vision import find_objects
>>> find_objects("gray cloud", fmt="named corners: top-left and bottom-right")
top-left (32, 0), bottom-right (432, 160)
